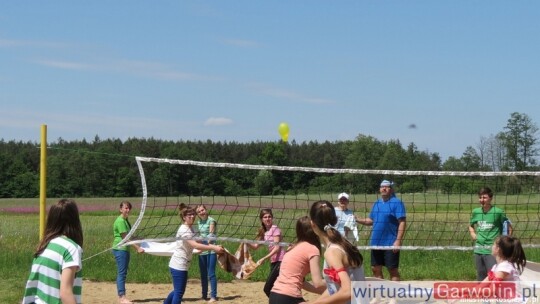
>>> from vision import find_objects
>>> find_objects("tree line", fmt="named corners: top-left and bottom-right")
top-left (0, 112), bottom-right (537, 198)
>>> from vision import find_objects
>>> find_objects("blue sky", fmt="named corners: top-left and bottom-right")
top-left (1, 1), bottom-right (539, 161)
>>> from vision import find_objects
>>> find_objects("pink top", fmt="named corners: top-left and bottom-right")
top-left (271, 241), bottom-right (320, 298)
top-left (265, 225), bottom-right (285, 263)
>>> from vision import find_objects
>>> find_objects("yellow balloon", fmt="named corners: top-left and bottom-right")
top-left (278, 122), bottom-right (289, 142)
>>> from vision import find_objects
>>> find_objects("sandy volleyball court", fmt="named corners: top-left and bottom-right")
top-left (83, 279), bottom-right (318, 304)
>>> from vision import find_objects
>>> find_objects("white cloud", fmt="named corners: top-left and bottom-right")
top-left (0, 38), bottom-right (67, 48)
top-left (204, 117), bottom-right (234, 126)
top-left (34, 59), bottom-right (94, 71)
top-left (32, 58), bottom-right (209, 81)
top-left (247, 83), bottom-right (336, 105)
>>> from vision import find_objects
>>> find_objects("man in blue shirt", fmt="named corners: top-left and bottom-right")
top-left (357, 180), bottom-right (406, 281)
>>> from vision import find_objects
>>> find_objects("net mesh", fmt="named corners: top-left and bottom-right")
top-left (124, 156), bottom-right (540, 250)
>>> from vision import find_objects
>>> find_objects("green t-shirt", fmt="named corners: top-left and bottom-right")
top-left (470, 206), bottom-right (508, 254)
top-left (112, 215), bottom-right (131, 251)
top-left (197, 216), bottom-right (217, 255)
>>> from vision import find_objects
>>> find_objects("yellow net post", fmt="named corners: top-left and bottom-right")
top-left (39, 124), bottom-right (47, 239)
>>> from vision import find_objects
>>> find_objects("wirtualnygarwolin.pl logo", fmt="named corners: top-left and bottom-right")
top-left (351, 281), bottom-right (540, 303)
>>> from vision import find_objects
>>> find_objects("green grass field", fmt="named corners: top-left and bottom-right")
top-left (1, 197), bottom-right (539, 304)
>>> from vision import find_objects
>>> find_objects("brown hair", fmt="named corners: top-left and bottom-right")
top-left (119, 200), bottom-right (132, 210)
top-left (478, 187), bottom-right (493, 198)
top-left (309, 200), bottom-right (363, 268)
top-left (295, 216), bottom-right (321, 251)
top-left (256, 208), bottom-right (273, 240)
top-left (35, 199), bottom-right (83, 258)
top-left (495, 235), bottom-right (527, 274)
top-left (178, 203), bottom-right (196, 221)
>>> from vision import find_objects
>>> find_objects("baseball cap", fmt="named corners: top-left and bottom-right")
top-left (380, 180), bottom-right (394, 188)
top-left (338, 192), bottom-right (349, 200)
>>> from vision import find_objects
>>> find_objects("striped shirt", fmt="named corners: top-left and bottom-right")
top-left (23, 236), bottom-right (83, 304)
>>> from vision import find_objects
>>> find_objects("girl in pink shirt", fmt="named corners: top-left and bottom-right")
top-left (269, 216), bottom-right (325, 304)
top-left (248, 208), bottom-right (285, 297)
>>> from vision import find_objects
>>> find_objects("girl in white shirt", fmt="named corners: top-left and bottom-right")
top-left (481, 236), bottom-right (527, 302)
top-left (164, 204), bottom-right (224, 304)
top-left (487, 235), bottom-right (526, 281)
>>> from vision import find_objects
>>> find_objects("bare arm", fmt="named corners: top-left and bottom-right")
top-left (355, 217), bottom-right (373, 226)
top-left (59, 266), bottom-right (78, 304)
top-left (393, 218), bottom-right (406, 253)
top-left (257, 235), bottom-right (281, 264)
top-left (120, 232), bottom-right (145, 253)
top-left (469, 225), bottom-right (477, 240)
top-left (247, 243), bottom-right (260, 250)
top-left (209, 221), bottom-right (216, 234)
top-left (309, 248), bottom-right (351, 304)
top-left (507, 223), bottom-right (513, 236)
top-left (303, 255), bottom-right (325, 293)
top-left (208, 221), bottom-right (217, 244)
top-left (186, 239), bottom-right (224, 254)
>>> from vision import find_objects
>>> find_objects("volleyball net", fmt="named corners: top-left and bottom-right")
top-left (123, 156), bottom-right (540, 250)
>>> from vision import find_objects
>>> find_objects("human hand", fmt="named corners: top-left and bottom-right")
top-left (392, 240), bottom-right (401, 253)
top-left (214, 245), bottom-right (224, 254)
top-left (256, 259), bottom-right (263, 266)
top-left (137, 247), bottom-right (145, 254)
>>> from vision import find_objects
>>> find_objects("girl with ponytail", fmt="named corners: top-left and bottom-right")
top-left (307, 200), bottom-right (365, 304)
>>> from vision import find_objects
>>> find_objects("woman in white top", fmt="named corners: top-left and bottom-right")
top-left (164, 203), bottom-right (224, 304)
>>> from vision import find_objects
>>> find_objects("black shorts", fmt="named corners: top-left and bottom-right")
top-left (268, 292), bottom-right (304, 304)
top-left (371, 249), bottom-right (400, 269)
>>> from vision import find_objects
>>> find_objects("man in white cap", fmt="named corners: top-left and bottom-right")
top-left (334, 192), bottom-right (357, 243)
top-left (357, 180), bottom-right (406, 282)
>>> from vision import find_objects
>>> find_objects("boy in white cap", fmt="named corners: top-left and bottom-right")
top-left (357, 180), bottom-right (406, 282)
top-left (334, 192), bottom-right (357, 244)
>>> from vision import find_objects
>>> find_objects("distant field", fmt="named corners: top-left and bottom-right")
top-left (2, 196), bottom-right (540, 303)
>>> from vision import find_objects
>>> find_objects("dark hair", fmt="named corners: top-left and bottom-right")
top-left (478, 187), bottom-right (493, 198)
top-left (178, 203), bottom-right (196, 221)
top-left (256, 208), bottom-right (273, 240)
top-left (495, 236), bottom-right (527, 274)
top-left (309, 200), bottom-right (363, 268)
top-left (119, 200), bottom-right (132, 210)
top-left (35, 199), bottom-right (83, 258)
top-left (295, 216), bottom-right (321, 251)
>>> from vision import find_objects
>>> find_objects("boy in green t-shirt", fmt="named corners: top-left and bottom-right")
top-left (468, 187), bottom-right (512, 281)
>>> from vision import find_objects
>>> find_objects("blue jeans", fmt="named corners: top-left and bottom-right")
top-left (164, 267), bottom-right (188, 304)
top-left (113, 249), bottom-right (130, 296)
top-left (198, 253), bottom-right (217, 299)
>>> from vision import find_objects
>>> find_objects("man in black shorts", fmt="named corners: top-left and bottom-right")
top-left (357, 180), bottom-right (406, 281)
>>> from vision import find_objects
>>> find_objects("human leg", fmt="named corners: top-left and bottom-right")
top-left (476, 254), bottom-right (496, 281)
top-left (383, 250), bottom-right (400, 281)
top-left (208, 253), bottom-right (218, 300)
top-left (167, 267), bottom-right (188, 304)
top-left (474, 253), bottom-right (490, 282)
top-left (113, 249), bottom-right (130, 297)
top-left (370, 250), bottom-right (385, 279)
top-left (483, 254), bottom-right (496, 274)
top-left (199, 254), bottom-right (209, 299)
top-left (263, 261), bottom-right (281, 297)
